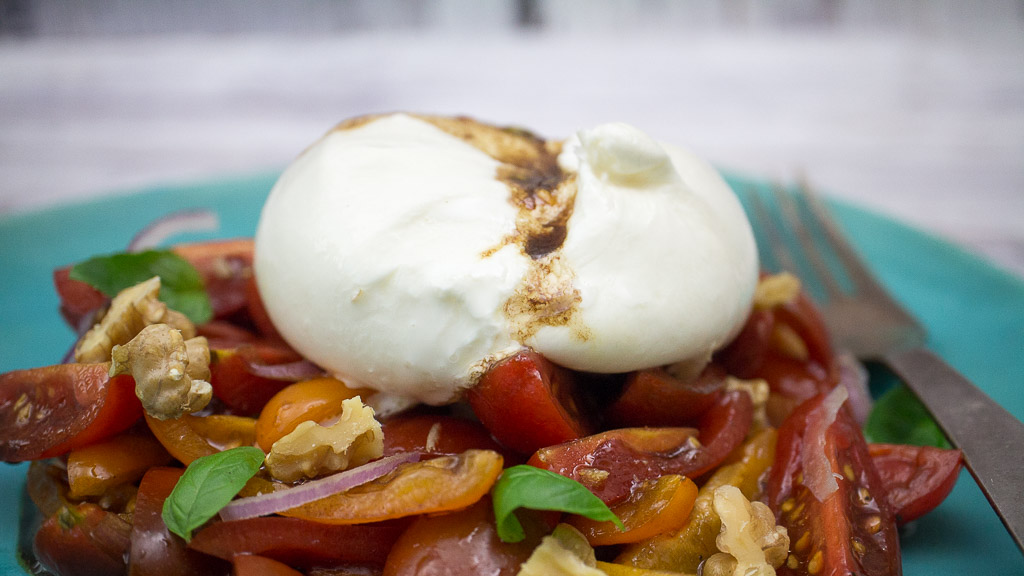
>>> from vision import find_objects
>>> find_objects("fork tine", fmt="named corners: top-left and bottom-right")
top-left (772, 183), bottom-right (845, 302)
top-left (794, 179), bottom-right (886, 298)
top-left (748, 185), bottom-right (798, 275)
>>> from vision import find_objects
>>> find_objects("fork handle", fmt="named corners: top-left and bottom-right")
top-left (884, 346), bottom-right (1024, 554)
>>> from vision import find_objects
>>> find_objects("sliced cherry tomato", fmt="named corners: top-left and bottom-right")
top-left (53, 266), bottom-right (107, 329)
top-left (380, 414), bottom-right (515, 462)
top-left (244, 274), bottom-right (282, 340)
top-left (145, 412), bottom-right (257, 465)
top-left (466, 349), bottom-right (593, 455)
top-left (33, 503), bottom-right (132, 576)
top-left (383, 498), bottom-right (549, 576)
top-left (188, 517), bottom-right (406, 569)
top-left (231, 554), bottom-right (302, 576)
top-left (605, 364), bottom-right (726, 428)
top-left (529, 390), bottom-right (752, 504)
top-left (869, 443), bottom-right (963, 525)
top-left (255, 377), bottom-right (365, 452)
top-left (209, 344), bottom-right (306, 416)
top-left (596, 562), bottom-right (691, 576)
top-left (67, 432), bottom-right (173, 499)
top-left (615, 428), bottom-right (778, 572)
top-left (715, 308), bottom-right (774, 378)
top-left (129, 467), bottom-right (230, 576)
top-left (0, 364), bottom-right (142, 462)
top-left (765, 394), bottom-right (900, 576)
top-left (197, 320), bottom-right (259, 349)
top-left (279, 450), bottom-right (504, 524)
top-left (569, 475), bottom-right (698, 546)
top-left (171, 238), bottom-right (254, 320)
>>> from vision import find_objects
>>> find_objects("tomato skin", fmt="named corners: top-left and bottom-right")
top-left (130, 467), bottom-right (230, 576)
top-left (0, 364), bottom-right (142, 462)
top-left (605, 364), bottom-right (726, 428)
top-left (231, 554), bottom-right (303, 576)
top-left (53, 266), bottom-right (107, 329)
top-left (715, 308), bottom-right (774, 378)
top-left (33, 503), bottom-right (132, 576)
top-left (466, 349), bottom-right (592, 455)
top-left (189, 517), bottom-right (407, 569)
top-left (67, 432), bottom-right (173, 499)
top-left (569, 475), bottom-right (698, 546)
top-left (869, 443), bottom-right (963, 525)
top-left (530, 390), bottom-right (752, 504)
top-left (383, 498), bottom-right (547, 576)
top-left (766, 394), bottom-right (901, 576)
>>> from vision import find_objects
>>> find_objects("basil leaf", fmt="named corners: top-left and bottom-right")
top-left (865, 384), bottom-right (951, 448)
top-left (70, 249), bottom-right (213, 324)
top-left (492, 465), bottom-right (624, 543)
top-left (161, 446), bottom-right (264, 541)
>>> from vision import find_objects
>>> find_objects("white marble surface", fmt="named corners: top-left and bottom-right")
top-left (1, 29), bottom-right (1022, 278)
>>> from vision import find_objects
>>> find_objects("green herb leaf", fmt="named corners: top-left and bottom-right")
top-left (865, 384), bottom-right (951, 448)
top-left (70, 249), bottom-right (213, 324)
top-left (161, 446), bottom-right (265, 541)
top-left (492, 465), bottom-right (624, 543)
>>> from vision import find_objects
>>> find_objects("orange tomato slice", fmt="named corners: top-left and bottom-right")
top-left (279, 450), bottom-right (503, 524)
top-left (67, 433), bottom-right (173, 499)
top-left (255, 377), bottom-right (366, 452)
top-left (145, 412), bottom-right (258, 465)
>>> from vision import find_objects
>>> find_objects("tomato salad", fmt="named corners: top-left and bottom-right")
top-left (3, 238), bottom-right (962, 576)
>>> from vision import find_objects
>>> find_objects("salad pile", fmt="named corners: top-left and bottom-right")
top-left (1, 239), bottom-right (962, 575)
top-left (2, 114), bottom-right (964, 576)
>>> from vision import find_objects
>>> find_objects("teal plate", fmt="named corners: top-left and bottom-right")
top-left (2, 172), bottom-right (1023, 574)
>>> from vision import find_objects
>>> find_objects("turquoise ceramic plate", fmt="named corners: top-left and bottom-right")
top-left (2, 173), bottom-right (1023, 574)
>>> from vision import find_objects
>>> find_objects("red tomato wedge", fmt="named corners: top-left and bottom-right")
top-left (383, 498), bottom-right (549, 576)
top-left (53, 266), bottom-right (107, 329)
top-left (529, 390), bottom-right (753, 504)
top-left (209, 343), bottom-right (306, 416)
top-left (869, 443), bottom-right (963, 525)
top-left (33, 503), bottom-right (132, 576)
top-left (606, 364), bottom-right (726, 428)
top-left (130, 467), bottom-right (230, 576)
top-left (170, 238), bottom-right (254, 320)
top-left (766, 391), bottom-right (901, 576)
top-left (381, 414), bottom-right (515, 462)
top-left (0, 363), bottom-right (141, 462)
top-left (466, 349), bottom-right (593, 455)
top-left (189, 517), bottom-right (406, 569)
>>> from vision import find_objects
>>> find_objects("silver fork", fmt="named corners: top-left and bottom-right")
top-left (749, 181), bottom-right (1024, 554)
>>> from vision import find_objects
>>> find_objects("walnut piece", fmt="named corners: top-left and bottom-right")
top-left (753, 272), bottom-right (801, 311)
top-left (517, 524), bottom-right (605, 576)
top-left (109, 323), bottom-right (212, 420)
top-left (703, 485), bottom-right (790, 576)
top-left (75, 276), bottom-right (195, 363)
top-left (265, 396), bottom-right (384, 483)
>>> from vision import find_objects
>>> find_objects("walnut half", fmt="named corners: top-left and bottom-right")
top-left (109, 323), bottom-right (212, 420)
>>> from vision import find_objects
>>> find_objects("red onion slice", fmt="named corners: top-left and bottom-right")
top-left (837, 352), bottom-right (872, 425)
top-left (237, 347), bottom-right (324, 381)
top-left (219, 452), bottom-right (420, 522)
top-left (128, 210), bottom-right (220, 252)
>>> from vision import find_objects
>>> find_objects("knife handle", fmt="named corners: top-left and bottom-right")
top-left (884, 346), bottom-right (1024, 554)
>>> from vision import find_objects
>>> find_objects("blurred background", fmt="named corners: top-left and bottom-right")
top-left (1, 0), bottom-right (1023, 276)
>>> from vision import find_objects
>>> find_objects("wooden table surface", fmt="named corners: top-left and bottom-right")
top-left (1, 29), bottom-right (1022, 278)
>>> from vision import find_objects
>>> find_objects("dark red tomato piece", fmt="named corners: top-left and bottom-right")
top-left (715, 308), bottom-right (775, 378)
top-left (130, 467), bottom-right (229, 576)
top-left (773, 288), bottom-right (834, 368)
top-left (529, 390), bottom-right (753, 504)
top-left (197, 320), bottom-right (259, 349)
top-left (171, 238), bottom-right (254, 320)
top-left (53, 266), bottom-right (107, 329)
top-left (466, 349), bottom-right (593, 455)
top-left (605, 363), bottom-right (726, 428)
top-left (381, 414), bottom-right (520, 463)
top-left (757, 353), bottom-right (836, 427)
top-left (189, 517), bottom-right (406, 570)
top-left (869, 443), bottom-right (963, 525)
top-left (383, 498), bottom-right (549, 576)
top-left (209, 343), bottom-right (306, 415)
top-left (244, 274), bottom-right (283, 341)
top-left (766, 392), bottom-right (901, 576)
top-left (232, 554), bottom-right (303, 576)
top-left (0, 364), bottom-right (142, 462)
top-left (34, 503), bottom-right (132, 576)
